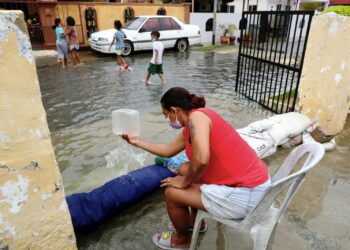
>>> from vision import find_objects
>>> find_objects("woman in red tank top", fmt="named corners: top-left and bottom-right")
top-left (122, 87), bottom-right (270, 250)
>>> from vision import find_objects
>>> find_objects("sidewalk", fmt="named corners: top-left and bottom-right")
top-left (214, 45), bottom-right (239, 54)
top-left (33, 50), bottom-right (110, 67)
top-left (194, 44), bottom-right (239, 54)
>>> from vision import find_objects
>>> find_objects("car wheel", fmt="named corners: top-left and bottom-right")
top-left (122, 41), bottom-right (134, 56)
top-left (175, 39), bottom-right (188, 52)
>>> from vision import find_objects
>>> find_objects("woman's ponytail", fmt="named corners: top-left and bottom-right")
top-left (190, 94), bottom-right (206, 109)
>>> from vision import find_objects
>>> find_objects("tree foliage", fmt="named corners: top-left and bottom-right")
top-left (300, 2), bottom-right (324, 11)
top-left (322, 6), bottom-right (350, 16)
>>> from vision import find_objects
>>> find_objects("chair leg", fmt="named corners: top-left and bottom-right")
top-left (266, 224), bottom-right (277, 250)
top-left (189, 211), bottom-right (205, 250)
top-left (252, 225), bottom-right (276, 250)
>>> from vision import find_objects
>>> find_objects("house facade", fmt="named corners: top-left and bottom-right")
top-left (188, 0), bottom-right (298, 44)
top-left (0, 0), bottom-right (190, 48)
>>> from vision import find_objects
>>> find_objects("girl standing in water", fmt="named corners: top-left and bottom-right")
top-left (109, 20), bottom-right (129, 72)
top-left (52, 18), bottom-right (68, 69)
top-left (66, 16), bottom-right (81, 68)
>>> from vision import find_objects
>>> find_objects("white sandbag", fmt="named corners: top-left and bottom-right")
top-left (237, 127), bottom-right (276, 159)
top-left (237, 112), bottom-right (312, 158)
top-left (246, 119), bottom-right (274, 132)
top-left (265, 112), bottom-right (312, 145)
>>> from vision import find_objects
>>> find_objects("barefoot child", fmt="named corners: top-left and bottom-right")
top-left (52, 18), bottom-right (68, 69)
top-left (66, 16), bottom-right (81, 68)
top-left (145, 31), bottom-right (164, 84)
top-left (109, 20), bottom-right (128, 72)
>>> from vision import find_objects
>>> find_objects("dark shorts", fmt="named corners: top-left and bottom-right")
top-left (147, 63), bottom-right (163, 75)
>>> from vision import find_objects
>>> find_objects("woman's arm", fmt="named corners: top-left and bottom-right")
top-left (59, 28), bottom-right (66, 38)
top-left (182, 112), bottom-right (211, 187)
top-left (65, 28), bottom-right (70, 44)
top-left (109, 37), bottom-right (115, 51)
top-left (66, 27), bottom-right (72, 36)
top-left (161, 111), bottom-right (211, 188)
top-left (154, 50), bottom-right (159, 65)
top-left (121, 133), bottom-right (185, 158)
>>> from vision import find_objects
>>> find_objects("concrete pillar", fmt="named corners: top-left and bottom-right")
top-left (298, 15), bottom-right (350, 138)
top-left (0, 11), bottom-right (77, 249)
top-left (324, 1), bottom-right (330, 9)
top-left (184, 3), bottom-right (191, 24)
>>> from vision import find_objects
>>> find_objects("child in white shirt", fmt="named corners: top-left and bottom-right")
top-left (145, 31), bottom-right (164, 84)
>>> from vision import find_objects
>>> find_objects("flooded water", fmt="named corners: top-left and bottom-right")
top-left (38, 50), bottom-right (271, 249)
top-left (37, 50), bottom-right (350, 249)
top-left (38, 51), bottom-right (271, 195)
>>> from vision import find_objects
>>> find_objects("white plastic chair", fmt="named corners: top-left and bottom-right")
top-left (190, 142), bottom-right (325, 250)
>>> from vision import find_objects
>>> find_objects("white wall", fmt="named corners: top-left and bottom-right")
top-left (266, 0), bottom-right (295, 10)
top-left (190, 0), bottom-right (306, 45)
top-left (227, 0), bottom-right (296, 13)
top-left (190, 13), bottom-right (241, 45)
top-left (287, 13), bottom-right (312, 40)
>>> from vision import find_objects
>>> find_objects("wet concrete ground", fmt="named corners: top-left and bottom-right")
top-left (37, 49), bottom-right (350, 250)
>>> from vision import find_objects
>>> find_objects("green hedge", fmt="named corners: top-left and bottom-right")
top-left (300, 2), bottom-right (324, 11)
top-left (322, 6), bottom-right (350, 16)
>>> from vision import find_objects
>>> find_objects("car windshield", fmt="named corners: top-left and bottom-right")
top-left (124, 17), bottom-right (147, 30)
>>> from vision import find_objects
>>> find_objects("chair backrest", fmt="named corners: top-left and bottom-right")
top-left (241, 142), bottom-right (325, 230)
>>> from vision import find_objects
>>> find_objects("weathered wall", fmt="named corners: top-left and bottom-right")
top-left (55, 3), bottom-right (190, 46)
top-left (0, 11), bottom-right (76, 249)
top-left (298, 15), bottom-right (350, 136)
top-left (190, 13), bottom-right (241, 44)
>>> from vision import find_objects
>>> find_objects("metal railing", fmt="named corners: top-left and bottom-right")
top-left (235, 11), bottom-right (314, 113)
top-left (27, 25), bottom-right (53, 48)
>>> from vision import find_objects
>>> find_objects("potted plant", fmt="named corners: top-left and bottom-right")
top-left (218, 24), bottom-right (230, 45)
top-left (227, 24), bottom-right (237, 45)
top-left (242, 32), bottom-right (252, 43)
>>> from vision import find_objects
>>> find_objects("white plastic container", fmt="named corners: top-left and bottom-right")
top-left (112, 109), bottom-right (140, 136)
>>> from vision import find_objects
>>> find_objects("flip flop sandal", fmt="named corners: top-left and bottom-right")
top-left (152, 231), bottom-right (189, 250)
top-left (116, 67), bottom-right (125, 72)
top-left (168, 221), bottom-right (208, 233)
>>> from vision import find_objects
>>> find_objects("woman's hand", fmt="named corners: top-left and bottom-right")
top-left (121, 133), bottom-right (140, 146)
top-left (161, 176), bottom-right (187, 189)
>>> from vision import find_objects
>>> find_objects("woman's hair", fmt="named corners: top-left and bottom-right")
top-left (51, 18), bottom-right (61, 30)
top-left (114, 20), bottom-right (122, 30)
top-left (160, 87), bottom-right (206, 111)
top-left (66, 16), bottom-right (75, 26)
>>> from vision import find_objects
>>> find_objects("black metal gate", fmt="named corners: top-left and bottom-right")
top-left (235, 11), bottom-right (314, 113)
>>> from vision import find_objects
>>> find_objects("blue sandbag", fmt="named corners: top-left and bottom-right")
top-left (66, 165), bottom-right (174, 232)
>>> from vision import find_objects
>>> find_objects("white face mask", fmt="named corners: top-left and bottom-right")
top-left (166, 112), bottom-right (182, 129)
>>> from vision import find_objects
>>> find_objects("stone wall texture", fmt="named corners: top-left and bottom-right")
top-left (298, 15), bottom-right (350, 136)
top-left (0, 11), bottom-right (77, 249)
